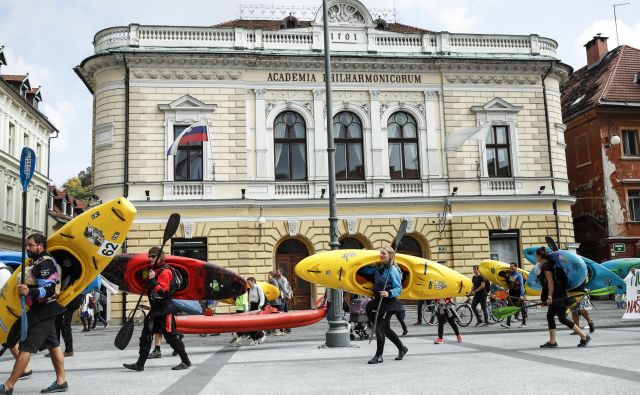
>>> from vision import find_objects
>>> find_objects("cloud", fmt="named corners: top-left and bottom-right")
top-left (568, 18), bottom-right (640, 69)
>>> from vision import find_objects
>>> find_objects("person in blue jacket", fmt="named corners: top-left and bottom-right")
top-left (365, 246), bottom-right (408, 364)
top-left (501, 263), bottom-right (527, 328)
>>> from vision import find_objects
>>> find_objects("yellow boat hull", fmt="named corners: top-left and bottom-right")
top-left (295, 250), bottom-right (472, 299)
top-left (221, 282), bottom-right (280, 305)
top-left (478, 260), bottom-right (540, 297)
top-left (0, 197), bottom-right (136, 343)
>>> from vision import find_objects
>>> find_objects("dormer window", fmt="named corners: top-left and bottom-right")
top-left (373, 17), bottom-right (389, 30)
top-left (280, 14), bottom-right (300, 29)
top-left (61, 200), bottom-right (67, 215)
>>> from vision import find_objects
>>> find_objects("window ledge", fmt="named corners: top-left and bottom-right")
top-left (620, 156), bottom-right (640, 161)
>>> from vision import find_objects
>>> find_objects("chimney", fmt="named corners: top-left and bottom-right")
top-left (584, 34), bottom-right (609, 67)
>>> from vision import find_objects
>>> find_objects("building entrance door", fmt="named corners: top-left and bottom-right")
top-left (276, 239), bottom-right (310, 310)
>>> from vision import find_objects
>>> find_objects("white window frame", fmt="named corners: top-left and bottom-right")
top-left (470, 98), bottom-right (523, 178)
top-left (5, 185), bottom-right (14, 223)
top-left (622, 129), bottom-right (639, 158)
top-left (158, 95), bottom-right (216, 182)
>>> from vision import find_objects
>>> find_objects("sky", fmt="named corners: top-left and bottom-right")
top-left (1, 0), bottom-right (639, 186)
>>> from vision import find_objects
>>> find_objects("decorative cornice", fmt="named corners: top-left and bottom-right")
top-left (445, 74), bottom-right (539, 85)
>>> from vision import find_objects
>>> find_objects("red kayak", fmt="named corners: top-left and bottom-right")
top-left (102, 253), bottom-right (247, 301)
top-left (175, 305), bottom-right (327, 334)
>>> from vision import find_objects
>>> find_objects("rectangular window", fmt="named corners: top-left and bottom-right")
top-left (622, 130), bottom-right (639, 157)
top-left (171, 237), bottom-right (207, 261)
top-left (489, 230), bottom-right (520, 267)
top-left (34, 198), bottom-right (41, 230)
top-left (36, 143), bottom-right (42, 172)
top-left (486, 126), bottom-right (512, 177)
top-left (8, 123), bottom-right (15, 156)
top-left (5, 186), bottom-right (14, 223)
top-left (575, 134), bottom-right (591, 166)
top-left (173, 126), bottom-right (203, 181)
top-left (629, 190), bottom-right (640, 222)
top-left (23, 133), bottom-right (29, 149)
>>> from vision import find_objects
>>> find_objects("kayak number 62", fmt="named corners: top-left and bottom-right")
top-left (99, 240), bottom-right (121, 256)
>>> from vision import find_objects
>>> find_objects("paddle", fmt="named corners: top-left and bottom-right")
top-left (114, 213), bottom-right (181, 350)
top-left (18, 147), bottom-right (36, 342)
top-left (545, 236), bottom-right (559, 252)
top-left (491, 286), bottom-right (617, 320)
top-left (369, 219), bottom-right (408, 344)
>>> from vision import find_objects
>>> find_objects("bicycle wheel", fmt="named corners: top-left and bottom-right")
top-left (423, 304), bottom-right (437, 326)
top-left (455, 304), bottom-right (473, 327)
top-left (487, 302), bottom-right (504, 324)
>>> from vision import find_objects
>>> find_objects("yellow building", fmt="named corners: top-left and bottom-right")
top-left (75, 0), bottom-right (573, 318)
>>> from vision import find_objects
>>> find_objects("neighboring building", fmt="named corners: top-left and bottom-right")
top-left (46, 185), bottom-right (89, 236)
top-left (562, 35), bottom-right (640, 261)
top-left (0, 45), bottom-right (59, 251)
top-left (75, 0), bottom-right (573, 319)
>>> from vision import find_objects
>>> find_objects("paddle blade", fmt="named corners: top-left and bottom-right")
top-left (114, 318), bottom-right (135, 350)
top-left (392, 219), bottom-right (408, 250)
top-left (587, 286), bottom-right (617, 296)
top-left (19, 147), bottom-right (36, 191)
top-left (20, 297), bottom-right (28, 342)
top-left (545, 236), bottom-right (559, 252)
top-left (163, 213), bottom-right (181, 246)
top-left (491, 306), bottom-right (521, 320)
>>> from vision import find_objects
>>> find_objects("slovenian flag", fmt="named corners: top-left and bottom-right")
top-left (167, 122), bottom-right (209, 156)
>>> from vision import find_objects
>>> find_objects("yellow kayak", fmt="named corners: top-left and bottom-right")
top-left (0, 197), bottom-right (136, 343)
top-left (478, 260), bottom-right (540, 297)
top-left (221, 282), bottom-right (280, 305)
top-left (295, 249), bottom-right (472, 299)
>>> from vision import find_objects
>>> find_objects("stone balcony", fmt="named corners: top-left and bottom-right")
top-left (93, 24), bottom-right (558, 59)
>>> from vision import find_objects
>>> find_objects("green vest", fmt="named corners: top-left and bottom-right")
top-left (235, 293), bottom-right (248, 311)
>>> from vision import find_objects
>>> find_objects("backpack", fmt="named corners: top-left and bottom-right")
top-left (162, 266), bottom-right (183, 297)
top-left (88, 296), bottom-right (96, 309)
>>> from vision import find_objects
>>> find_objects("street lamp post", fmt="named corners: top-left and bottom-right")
top-left (322, 0), bottom-right (350, 347)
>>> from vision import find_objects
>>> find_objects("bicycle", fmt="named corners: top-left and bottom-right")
top-left (421, 302), bottom-right (437, 326)
top-left (422, 298), bottom-right (473, 327)
top-left (486, 294), bottom-right (508, 324)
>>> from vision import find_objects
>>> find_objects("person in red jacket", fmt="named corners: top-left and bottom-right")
top-left (123, 247), bottom-right (191, 371)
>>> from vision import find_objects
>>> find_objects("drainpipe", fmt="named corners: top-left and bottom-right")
top-left (541, 61), bottom-right (561, 243)
top-left (45, 130), bottom-right (59, 237)
top-left (122, 54), bottom-right (130, 324)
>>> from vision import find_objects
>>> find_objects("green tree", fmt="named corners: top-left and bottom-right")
top-left (62, 167), bottom-right (93, 201)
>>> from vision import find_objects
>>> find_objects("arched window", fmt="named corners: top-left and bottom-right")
top-left (340, 237), bottom-right (363, 249)
top-left (388, 112), bottom-right (419, 179)
top-left (397, 235), bottom-right (422, 257)
top-left (274, 111), bottom-right (307, 180)
top-left (333, 111), bottom-right (364, 180)
top-left (276, 239), bottom-right (308, 255)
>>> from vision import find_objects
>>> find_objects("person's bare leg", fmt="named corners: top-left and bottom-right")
top-left (549, 329), bottom-right (557, 344)
top-left (3, 351), bottom-right (32, 389)
top-left (154, 333), bottom-right (161, 347)
top-left (571, 311), bottom-right (580, 327)
top-left (48, 347), bottom-right (66, 384)
top-left (9, 345), bottom-right (31, 375)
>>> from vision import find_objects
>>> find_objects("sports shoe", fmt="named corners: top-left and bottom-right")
top-left (171, 362), bottom-right (191, 370)
top-left (230, 334), bottom-right (238, 343)
top-left (40, 381), bottom-right (68, 393)
top-left (274, 331), bottom-right (284, 336)
top-left (148, 349), bottom-right (162, 359)
top-left (0, 384), bottom-right (12, 394)
top-left (539, 342), bottom-right (558, 348)
top-left (19, 370), bottom-right (33, 380)
top-left (474, 322), bottom-right (484, 327)
top-left (434, 337), bottom-right (444, 344)
top-left (457, 335), bottom-right (463, 343)
top-left (500, 323), bottom-right (510, 329)
top-left (578, 335), bottom-right (592, 348)
top-left (249, 340), bottom-right (258, 346)
top-left (258, 335), bottom-right (266, 344)
top-left (401, 330), bottom-right (408, 337)
top-left (395, 346), bottom-right (408, 360)
top-left (588, 321), bottom-right (595, 333)
top-left (519, 323), bottom-right (527, 328)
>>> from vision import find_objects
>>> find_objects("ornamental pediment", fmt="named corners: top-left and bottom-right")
top-left (314, 0), bottom-right (374, 26)
top-left (158, 95), bottom-right (216, 112)
top-left (470, 98), bottom-right (523, 114)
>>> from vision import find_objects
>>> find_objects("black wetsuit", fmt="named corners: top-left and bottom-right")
top-left (539, 261), bottom-right (574, 330)
top-left (134, 265), bottom-right (190, 368)
top-left (471, 274), bottom-right (488, 324)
